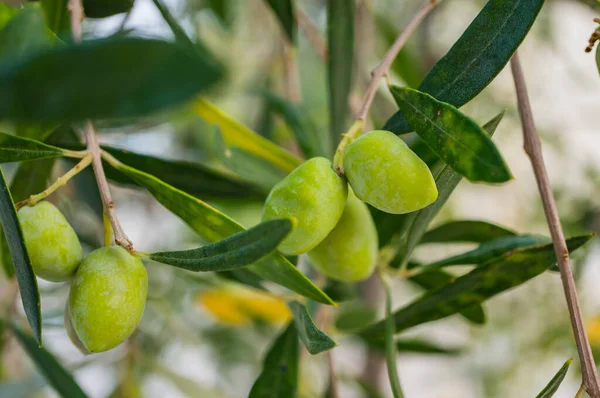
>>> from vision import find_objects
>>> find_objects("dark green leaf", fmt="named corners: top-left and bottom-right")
top-left (360, 235), bottom-right (593, 340)
top-left (596, 43), bottom-right (600, 76)
top-left (265, 0), bottom-right (296, 43)
top-left (151, 0), bottom-right (193, 47)
top-left (8, 323), bottom-right (87, 397)
top-left (109, 160), bottom-right (334, 305)
top-left (149, 219), bottom-right (292, 271)
top-left (288, 301), bottom-right (336, 355)
top-left (260, 92), bottom-right (326, 158)
top-left (421, 220), bottom-right (516, 244)
top-left (535, 359), bottom-right (572, 398)
top-left (0, 38), bottom-right (223, 122)
top-left (83, 0), bottom-right (133, 18)
top-left (327, 0), bottom-right (354, 152)
top-left (334, 301), bottom-right (377, 333)
top-left (409, 269), bottom-right (486, 325)
top-left (0, 5), bottom-right (48, 63)
top-left (41, 0), bottom-right (70, 36)
top-left (420, 234), bottom-right (549, 270)
top-left (384, 0), bottom-right (545, 134)
top-left (390, 86), bottom-right (511, 183)
top-left (1, 159), bottom-right (56, 278)
top-left (0, 170), bottom-right (41, 344)
top-left (322, 278), bottom-right (358, 302)
top-left (367, 336), bottom-right (462, 356)
top-left (0, 132), bottom-right (66, 163)
top-left (383, 279), bottom-right (404, 398)
top-left (393, 112), bottom-right (505, 267)
top-left (249, 323), bottom-right (299, 398)
top-left (206, 0), bottom-right (231, 26)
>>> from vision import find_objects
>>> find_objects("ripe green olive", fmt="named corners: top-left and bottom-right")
top-left (262, 157), bottom-right (348, 255)
top-left (308, 190), bottom-right (378, 283)
top-left (18, 201), bottom-right (83, 282)
top-left (343, 130), bottom-right (438, 214)
top-left (68, 246), bottom-right (148, 353)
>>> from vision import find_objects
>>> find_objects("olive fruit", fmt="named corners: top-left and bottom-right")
top-left (262, 157), bottom-right (347, 255)
top-left (17, 202), bottom-right (83, 282)
top-left (68, 246), bottom-right (147, 353)
top-left (308, 190), bottom-right (378, 283)
top-left (343, 130), bottom-right (438, 214)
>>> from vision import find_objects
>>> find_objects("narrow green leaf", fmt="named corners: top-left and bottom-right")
top-left (0, 132), bottom-right (66, 163)
top-left (421, 220), bottom-right (516, 244)
top-left (383, 279), bottom-right (404, 398)
top-left (535, 359), bottom-right (572, 398)
top-left (8, 323), bottom-right (87, 397)
top-left (360, 235), bottom-right (593, 340)
top-left (82, 0), bottom-right (133, 18)
top-left (409, 269), bottom-right (486, 325)
top-left (193, 99), bottom-right (301, 173)
top-left (0, 4), bottom-right (19, 30)
top-left (420, 235), bottom-right (549, 270)
top-left (0, 5), bottom-right (48, 63)
top-left (288, 301), bottom-right (336, 355)
top-left (151, 0), bottom-right (194, 47)
top-left (0, 170), bottom-right (41, 344)
top-left (327, 0), bottom-right (354, 151)
top-left (149, 219), bottom-right (292, 271)
top-left (596, 43), bottom-right (600, 76)
top-left (249, 323), bottom-right (299, 398)
top-left (390, 86), bottom-right (511, 183)
top-left (265, 0), bottom-right (296, 43)
top-left (334, 301), bottom-right (377, 333)
top-left (394, 111), bottom-right (505, 267)
top-left (384, 0), bottom-right (545, 134)
top-left (261, 92), bottom-right (326, 158)
top-left (0, 38), bottom-right (223, 122)
top-left (367, 337), bottom-right (462, 356)
top-left (110, 161), bottom-right (334, 305)
top-left (213, 129), bottom-right (287, 193)
top-left (41, 0), bottom-right (70, 36)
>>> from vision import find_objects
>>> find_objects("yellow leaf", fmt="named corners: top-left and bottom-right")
top-left (192, 99), bottom-right (302, 173)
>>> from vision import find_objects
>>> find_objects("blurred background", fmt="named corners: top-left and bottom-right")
top-left (1, 0), bottom-right (600, 397)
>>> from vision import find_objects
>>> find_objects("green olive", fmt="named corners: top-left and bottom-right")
top-left (262, 157), bottom-right (348, 255)
top-left (68, 246), bottom-right (147, 353)
top-left (308, 190), bottom-right (378, 283)
top-left (343, 130), bottom-right (438, 214)
top-left (18, 202), bottom-right (83, 282)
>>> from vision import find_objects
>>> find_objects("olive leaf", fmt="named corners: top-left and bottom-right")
top-left (535, 359), bottom-right (572, 398)
top-left (0, 132), bottom-right (67, 163)
top-left (249, 323), bottom-right (299, 398)
top-left (393, 111), bottom-right (505, 267)
top-left (360, 235), bottom-right (594, 340)
top-left (151, 0), bottom-right (194, 47)
top-left (82, 0), bottom-right (133, 18)
top-left (421, 220), bottom-right (516, 244)
top-left (384, 0), bottom-right (545, 134)
top-left (366, 337), bottom-right (462, 356)
top-left (288, 301), bottom-right (337, 355)
top-left (390, 86), bottom-right (511, 183)
top-left (419, 234), bottom-right (549, 271)
top-left (265, 0), bottom-right (296, 43)
top-left (0, 170), bottom-right (41, 344)
top-left (0, 4), bottom-right (20, 30)
top-left (0, 38), bottom-right (223, 122)
top-left (149, 219), bottom-right (293, 272)
top-left (109, 161), bottom-right (334, 305)
top-left (260, 92), bottom-right (326, 159)
top-left (409, 269), bottom-right (486, 325)
top-left (327, 0), bottom-right (354, 152)
top-left (41, 0), bottom-right (70, 36)
top-left (0, 5), bottom-right (49, 63)
top-left (8, 323), bottom-right (87, 397)
top-left (192, 99), bottom-right (301, 173)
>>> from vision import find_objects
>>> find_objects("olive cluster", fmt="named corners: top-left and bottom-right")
top-left (263, 130), bottom-right (437, 282)
top-left (18, 202), bottom-right (147, 353)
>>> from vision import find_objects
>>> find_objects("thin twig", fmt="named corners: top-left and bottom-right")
top-left (355, 0), bottom-right (440, 122)
top-left (68, 0), bottom-right (133, 251)
top-left (510, 52), bottom-right (600, 397)
top-left (282, 42), bottom-right (302, 103)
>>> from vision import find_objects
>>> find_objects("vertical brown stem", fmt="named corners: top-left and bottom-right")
top-left (510, 52), bottom-right (600, 397)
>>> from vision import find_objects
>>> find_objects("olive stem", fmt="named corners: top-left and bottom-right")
top-left (68, 0), bottom-right (134, 252)
top-left (331, 0), bottom-right (441, 172)
top-left (510, 52), bottom-right (600, 397)
top-left (15, 154), bottom-right (93, 210)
